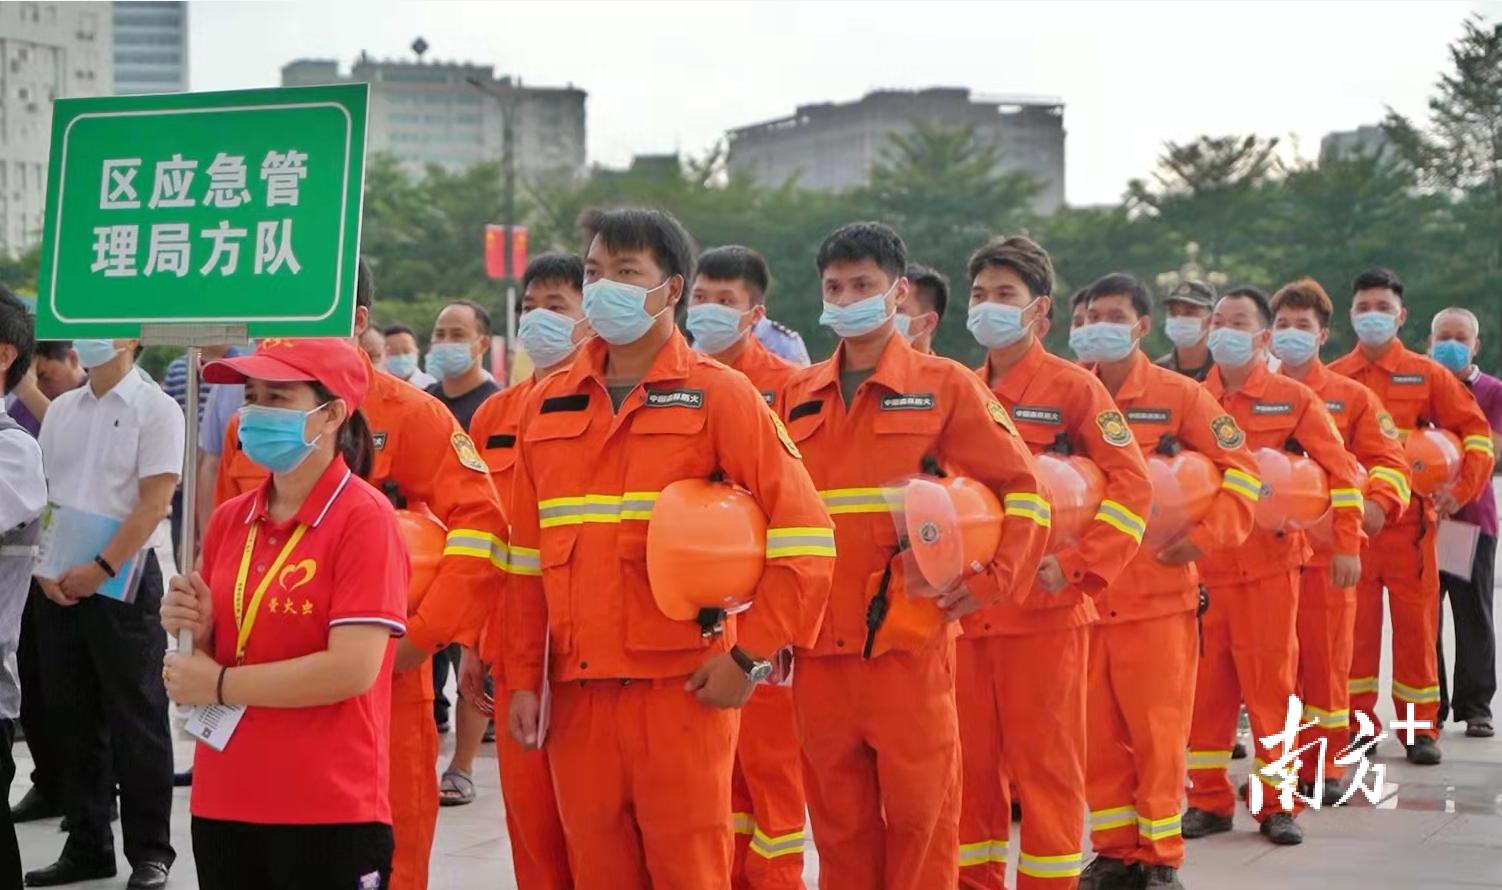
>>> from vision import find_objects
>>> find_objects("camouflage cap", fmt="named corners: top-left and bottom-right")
top-left (1165, 279), bottom-right (1216, 308)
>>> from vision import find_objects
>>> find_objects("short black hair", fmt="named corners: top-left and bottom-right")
top-left (697, 246), bottom-right (772, 305)
top-left (1084, 273), bottom-right (1153, 319)
top-left (1352, 267), bottom-right (1404, 299)
top-left (1222, 285), bottom-right (1272, 327)
top-left (816, 222), bottom-right (906, 281)
top-left (382, 323), bottom-right (417, 340)
top-left (0, 285), bottom-right (36, 392)
top-left (35, 341), bottom-right (73, 361)
top-left (905, 263), bottom-right (949, 319)
top-left (522, 252), bottom-right (584, 293)
top-left (966, 236), bottom-right (1054, 299)
top-left (445, 299), bottom-right (493, 338)
top-left (579, 207), bottom-right (697, 288)
top-left (357, 256), bottom-right (374, 310)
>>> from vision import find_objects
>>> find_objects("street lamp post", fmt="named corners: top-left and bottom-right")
top-left (466, 76), bottom-right (520, 359)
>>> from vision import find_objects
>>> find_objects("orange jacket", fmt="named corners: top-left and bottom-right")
top-left (973, 340), bottom-right (1151, 634)
top-left (1201, 361), bottom-right (1364, 584)
top-left (1283, 359), bottom-right (1412, 556)
top-left (469, 375), bottom-right (539, 668)
top-left (780, 334), bottom-right (1049, 654)
top-left (214, 360), bottom-right (509, 652)
top-left (726, 335), bottom-right (801, 415)
top-left (1329, 340), bottom-right (1496, 520)
top-left (501, 332), bottom-right (835, 691)
top-left (1091, 351), bottom-right (1260, 623)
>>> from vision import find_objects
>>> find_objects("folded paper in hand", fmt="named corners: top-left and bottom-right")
top-left (33, 503), bottom-right (146, 602)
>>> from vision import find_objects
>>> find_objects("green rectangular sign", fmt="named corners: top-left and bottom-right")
top-left (36, 83), bottom-right (368, 338)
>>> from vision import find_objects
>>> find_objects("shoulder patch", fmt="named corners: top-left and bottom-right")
top-left (768, 409), bottom-right (800, 459)
top-left (1013, 405), bottom-right (1063, 425)
top-left (451, 432), bottom-right (487, 473)
top-left (1391, 373), bottom-right (1426, 385)
top-left (1252, 402), bottom-right (1294, 415)
top-left (1211, 414), bottom-right (1245, 450)
top-left (1095, 409), bottom-right (1133, 447)
top-left (644, 388), bottom-right (704, 409)
top-left (1378, 411), bottom-right (1399, 439)
top-left (1125, 407), bottom-right (1171, 425)
top-left (988, 400), bottom-right (1018, 436)
top-left (371, 431), bottom-right (388, 451)
top-left (880, 393), bottom-right (935, 411)
top-left (1325, 400), bottom-right (1345, 414)
top-left (788, 400), bottom-right (823, 422)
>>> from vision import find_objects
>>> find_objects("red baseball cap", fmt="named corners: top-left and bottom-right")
top-left (203, 337), bottom-right (370, 411)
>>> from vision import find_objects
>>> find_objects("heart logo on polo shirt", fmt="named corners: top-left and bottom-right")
top-left (278, 559), bottom-right (318, 593)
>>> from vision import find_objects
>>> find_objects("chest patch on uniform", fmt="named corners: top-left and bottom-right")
top-left (1211, 414), bottom-right (1245, 450)
top-left (768, 409), bottom-right (801, 459)
top-left (880, 393), bottom-right (935, 411)
top-left (1095, 410), bottom-right (1133, 446)
top-left (645, 388), bottom-right (704, 409)
top-left (1391, 373), bottom-right (1426, 385)
top-left (1125, 407), bottom-right (1171, 424)
top-left (1252, 402), bottom-right (1293, 415)
top-left (451, 432), bottom-right (487, 473)
top-left (372, 432), bottom-right (388, 451)
top-left (761, 391), bottom-right (775, 407)
top-left (1013, 405), bottom-right (1062, 425)
top-left (540, 394), bottom-right (589, 413)
top-left (486, 433), bottom-right (516, 449)
top-left (988, 400), bottom-right (1018, 436)
top-left (789, 400), bottom-right (823, 421)
top-left (1325, 400), bottom-right (1345, 414)
top-left (1378, 411), bottom-right (1399, 439)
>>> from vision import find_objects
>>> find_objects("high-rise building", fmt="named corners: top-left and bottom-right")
top-left (727, 87), bottom-right (1066, 214)
top-left (1319, 125), bottom-right (1392, 162)
top-left (112, 1), bottom-right (188, 95)
top-left (0, 1), bottom-right (114, 254)
top-left (282, 53), bottom-right (586, 182)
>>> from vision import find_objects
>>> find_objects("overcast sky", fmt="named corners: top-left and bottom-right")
top-left (189, 0), bottom-right (1502, 207)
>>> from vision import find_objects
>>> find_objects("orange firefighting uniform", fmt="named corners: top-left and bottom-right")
top-left (1281, 359), bottom-right (1410, 782)
top-left (961, 340), bottom-right (1151, 890)
top-left (720, 336), bottom-right (809, 890)
top-left (471, 376), bottom-right (572, 890)
top-left (1086, 350), bottom-right (1258, 869)
top-left (1190, 362), bottom-right (1363, 820)
top-left (215, 359), bottom-right (508, 890)
top-left (1329, 340), bottom-right (1495, 741)
top-left (780, 333), bottom-right (1049, 890)
top-left (500, 332), bottom-right (835, 890)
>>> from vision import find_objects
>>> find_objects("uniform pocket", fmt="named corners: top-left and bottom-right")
top-left (539, 530), bottom-right (577, 653)
top-left (618, 534), bottom-right (711, 654)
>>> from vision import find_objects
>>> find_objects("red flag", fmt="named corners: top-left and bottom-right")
top-left (485, 224), bottom-right (529, 279)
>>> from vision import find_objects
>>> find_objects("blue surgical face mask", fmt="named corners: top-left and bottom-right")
top-left (385, 353), bottom-right (418, 380)
top-left (1432, 339), bottom-right (1472, 373)
top-left (820, 282), bottom-right (896, 339)
top-left (1207, 327), bottom-right (1258, 368)
top-left (966, 300), bottom-right (1036, 349)
top-left (1271, 328), bottom-right (1319, 366)
top-left (1070, 322), bottom-right (1137, 363)
top-left (425, 341), bottom-right (476, 380)
top-left (519, 309), bottom-right (584, 369)
top-left (73, 339), bottom-right (123, 370)
top-left (1164, 316), bottom-right (1207, 349)
top-left (893, 313), bottom-right (916, 342)
top-left (686, 304), bottom-right (750, 355)
top-left (1352, 311), bottom-right (1398, 346)
top-left (583, 278), bottom-right (671, 346)
top-left (238, 403), bottom-right (328, 474)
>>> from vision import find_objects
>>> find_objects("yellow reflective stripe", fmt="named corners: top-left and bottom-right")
top-left (1348, 675), bottom-right (1379, 695)
top-left (732, 812), bottom-right (755, 836)
top-left (749, 827), bottom-right (805, 859)
top-left (765, 526), bottom-right (836, 559)
top-left (1393, 680), bottom-right (1441, 704)
top-left (1252, 758), bottom-right (1292, 789)
top-left (1187, 749), bottom-right (1232, 770)
top-left (507, 544), bottom-right (541, 577)
top-left (443, 529), bottom-right (502, 560)
top-left (958, 839), bottom-right (1010, 867)
top-left (1017, 851), bottom-right (1083, 878)
top-left (1089, 806), bottom-right (1137, 831)
top-left (819, 487), bottom-right (894, 515)
top-left (1005, 492), bottom-right (1052, 528)
top-left (1301, 704), bottom-right (1350, 729)
top-left (1464, 434), bottom-right (1495, 455)
top-left (1330, 488), bottom-right (1364, 510)
top-left (1221, 468), bottom-right (1262, 501)
top-left (1137, 813), bottom-right (1182, 841)
top-left (1094, 499), bottom-right (1146, 543)
top-left (537, 492), bottom-right (659, 527)
top-left (1369, 466), bottom-right (1412, 502)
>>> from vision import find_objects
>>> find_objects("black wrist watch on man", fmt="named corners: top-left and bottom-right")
top-left (729, 646), bottom-right (774, 683)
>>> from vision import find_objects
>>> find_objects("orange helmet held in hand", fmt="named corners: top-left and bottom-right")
top-left (395, 508), bottom-right (447, 609)
top-left (646, 478), bottom-right (768, 622)
top-left (900, 475), bottom-right (1003, 593)
top-left (1405, 428), bottom-right (1461, 496)
top-left (1036, 454), bottom-right (1104, 552)
top-left (1144, 451), bottom-right (1221, 549)
top-left (1307, 464), bottom-right (1367, 549)
top-left (1283, 455), bottom-right (1331, 529)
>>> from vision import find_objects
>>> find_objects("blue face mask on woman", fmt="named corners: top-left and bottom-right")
top-left (385, 353), bottom-right (418, 380)
top-left (73, 339), bottom-right (123, 370)
top-left (583, 278), bottom-right (671, 345)
top-left (1207, 328), bottom-right (1257, 368)
top-left (1431, 339), bottom-right (1472, 373)
top-left (966, 300), bottom-right (1036, 349)
top-left (518, 309), bottom-right (584, 369)
top-left (238, 403), bottom-right (328, 474)
top-left (686, 304), bottom-right (749, 355)
top-left (820, 282), bottom-right (896, 339)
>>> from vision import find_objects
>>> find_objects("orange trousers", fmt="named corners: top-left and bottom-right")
top-left (548, 678), bottom-right (738, 890)
top-left (390, 670), bottom-right (440, 890)
top-left (1188, 571), bottom-right (1305, 822)
top-left (1350, 517), bottom-right (1441, 741)
top-left (495, 676), bottom-right (572, 890)
top-left (793, 646), bottom-right (960, 890)
top-left (957, 629), bottom-right (1087, 890)
top-left (1296, 565), bottom-right (1357, 782)
top-left (1086, 611), bottom-right (1197, 870)
top-left (731, 683), bottom-right (806, 890)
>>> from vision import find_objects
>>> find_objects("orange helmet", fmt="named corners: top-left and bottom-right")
top-left (866, 568), bottom-right (950, 659)
top-left (1283, 455), bottom-right (1331, 529)
top-left (1144, 451), bottom-right (1221, 549)
top-left (1405, 428), bottom-right (1461, 496)
top-left (1307, 464), bottom-right (1367, 549)
top-left (395, 508), bottom-right (447, 609)
top-left (901, 475), bottom-right (1003, 593)
top-left (647, 478), bottom-right (768, 621)
top-left (1036, 454), bottom-right (1104, 552)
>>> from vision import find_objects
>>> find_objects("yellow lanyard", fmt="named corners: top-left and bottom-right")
top-left (233, 522), bottom-right (309, 664)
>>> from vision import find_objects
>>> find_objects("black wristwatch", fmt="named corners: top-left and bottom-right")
top-left (729, 646), bottom-right (773, 683)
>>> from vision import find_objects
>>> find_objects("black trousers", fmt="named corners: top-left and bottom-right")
top-left (192, 818), bottom-right (392, 890)
top-left (1438, 532), bottom-right (1498, 723)
top-left (35, 551), bottom-right (174, 868)
top-left (17, 582), bottom-right (63, 803)
top-left (431, 643), bottom-right (460, 725)
top-left (0, 720), bottom-right (21, 890)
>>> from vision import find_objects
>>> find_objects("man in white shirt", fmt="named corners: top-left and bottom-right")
top-left (28, 337), bottom-right (182, 890)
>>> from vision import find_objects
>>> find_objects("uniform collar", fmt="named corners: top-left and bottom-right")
top-left (567, 329), bottom-right (694, 391)
top-left (728, 335), bottom-right (774, 374)
top-left (1110, 350), bottom-right (1154, 402)
top-left (977, 339), bottom-right (1047, 400)
top-left (1205, 357), bottom-right (1273, 400)
top-left (808, 330), bottom-right (915, 395)
top-left (1344, 338), bottom-right (1408, 373)
top-left (84, 363), bottom-right (146, 404)
top-left (244, 455), bottom-right (354, 529)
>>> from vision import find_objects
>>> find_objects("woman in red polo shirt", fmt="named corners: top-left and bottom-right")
top-left (160, 338), bottom-right (409, 890)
